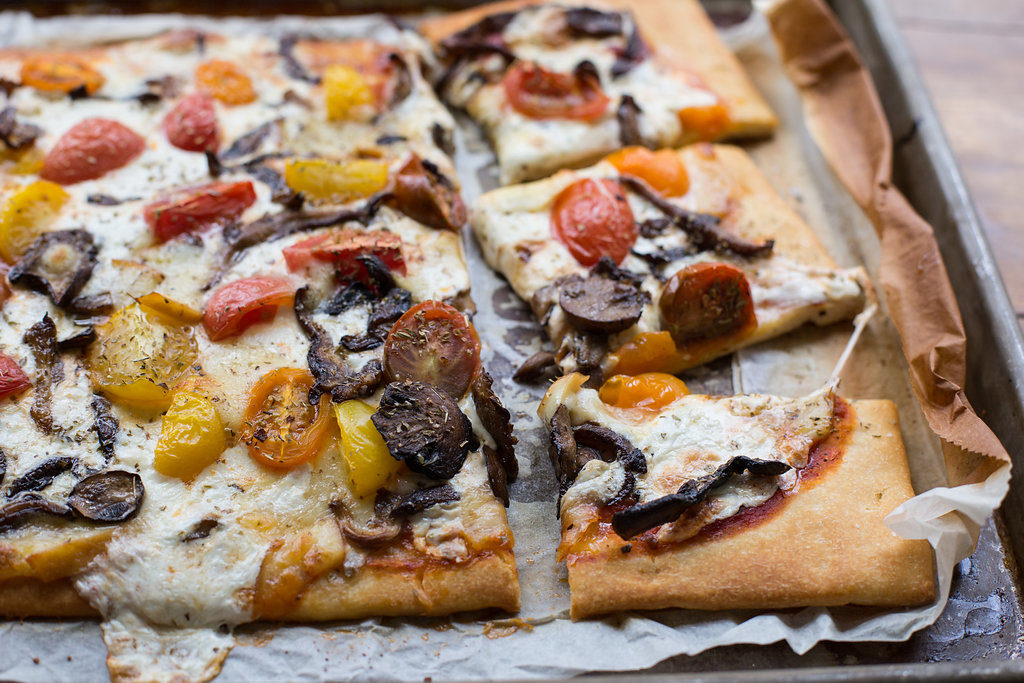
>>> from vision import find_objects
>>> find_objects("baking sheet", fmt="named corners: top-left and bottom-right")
top-left (0, 5), bottom-right (1010, 681)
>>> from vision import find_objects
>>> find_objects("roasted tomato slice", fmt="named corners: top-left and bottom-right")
top-left (383, 300), bottom-right (481, 399)
top-left (282, 228), bottom-right (405, 278)
top-left (20, 55), bottom-right (105, 95)
top-left (605, 147), bottom-right (690, 197)
top-left (242, 368), bottom-right (331, 470)
top-left (0, 351), bottom-right (30, 400)
top-left (551, 178), bottom-right (636, 266)
top-left (163, 92), bottom-right (220, 153)
top-left (659, 262), bottom-right (756, 345)
top-left (598, 372), bottom-right (689, 412)
top-left (503, 61), bottom-right (609, 121)
top-left (195, 59), bottom-right (256, 106)
top-left (203, 276), bottom-right (295, 341)
top-left (41, 118), bottom-right (145, 185)
top-left (678, 103), bottom-right (730, 142)
top-left (145, 181), bottom-right (256, 243)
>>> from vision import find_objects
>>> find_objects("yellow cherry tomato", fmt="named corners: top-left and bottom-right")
top-left (605, 147), bottom-right (690, 197)
top-left (0, 180), bottom-right (69, 263)
top-left (154, 388), bottom-right (227, 480)
top-left (195, 59), bottom-right (255, 106)
top-left (20, 55), bottom-right (105, 95)
top-left (678, 103), bottom-right (730, 142)
top-left (284, 158), bottom-right (388, 204)
top-left (324, 64), bottom-right (375, 121)
top-left (599, 372), bottom-right (690, 412)
top-left (89, 303), bottom-right (199, 410)
top-left (333, 399), bottom-right (403, 498)
top-left (608, 330), bottom-right (678, 376)
top-left (136, 291), bottom-right (203, 325)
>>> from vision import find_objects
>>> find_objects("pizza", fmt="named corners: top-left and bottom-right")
top-left (421, 0), bottom-right (778, 184)
top-left (539, 372), bottom-right (935, 618)
top-left (0, 26), bottom-right (518, 682)
top-left (471, 143), bottom-right (868, 383)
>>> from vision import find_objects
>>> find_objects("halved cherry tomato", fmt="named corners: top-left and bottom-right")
top-left (282, 228), bottom-right (405, 280)
top-left (383, 300), bottom-right (481, 398)
top-left (163, 92), bottom-right (220, 153)
top-left (551, 178), bottom-right (636, 266)
top-left (144, 181), bottom-right (256, 243)
top-left (203, 276), bottom-right (295, 341)
top-left (503, 61), bottom-right (609, 121)
top-left (136, 292), bottom-right (203, 325)
top-left (678, 103), bottom-right (730, 142)
top-left (608, 330), bottom-right (677, 376)
top-left (324, 64), bottom-right (375, 121)
top-left (154, 387), bottom-right (227, 480)
top-left (605, 147), bottom-right (690, 197)
top-left (0, 180), bottom-right (69, 263)
top-left (598, 372), bottom-right (689, 412)
top-left (242, 368), bottom-right (331, 470)
top-left (0, 351), bottom-right (30, 400)
top-left (659, 262), bottom-right (756, 345)
top-left (283, 158), bottom-right (389, 204)
top-left (333, 399), bottom-right (403, 498)
top-left (195, 59), bottom-right (256, 106)
top-left (41, 118), bottom-right (145, 185)
top-left (20, 55), bottom-right (105, 95)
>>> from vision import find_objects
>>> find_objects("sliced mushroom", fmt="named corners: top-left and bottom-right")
top-left (471, 371), bottom-right (518, 487)
top-left (0, 494), bottom-right (71, 532)
top-left (87, 194), bottom-right (135, 206)
top-left (372, 381), bottom-right (478, 480)
top-left (340, 286), bottom-right (411, 352)
top-left (617, 94), bottom-right (643, 147)
top-left (389, 154), bottom-right (467, 231)
top-left (5, 456), bottom-right (77, 498)
top-left (548, 405), bottom-right (598, 503)
top-left (68, 470), bottom-right (144, 523)
top-left (279, 36), bottom-right (322, 85)
top-left (181, 518), bottom-right (218, 542)
top-left (9, 229), bottom-right (98, 307)
top-left (332, 498), bottom-right (402, 549)
top-left (91, 394), bottom-right (118, 461)
top-left (0, 107), bottom-right (42, 151)
top-left (439, 11), bottom-right (517, 62)
top-left (56, 327), bottom-right (96, 352)
top-left (431, 122), bottom-right (454, 157)
top-left (570, 331), bottom-right (607, 383)
top-left (324, 281), bottom-right (374, 316)
top-left (611, 20), bottom-right (651, 78)
top-left (68, 292), bottom-right (114, 319)
top-left (386, 53), bottom-right (413, 109)
top-left (513, 351), bottom-right (560, 383)
top-left (565, 7), bottom-right (624, 37)
top-left (23, 314), bottom-right (63, 434)
top-left (220, 120), bottom-right (279, 161)
top-left (386, 483), bottom-right (460, 517)
top-left (0, 449), bottom-right (5, 486)
top-left (559, 271), bottom-right (645, 335)
top-left (572, 423), bottom-right (647, 474)
top-left (376, 134), bottom-right (408, 145)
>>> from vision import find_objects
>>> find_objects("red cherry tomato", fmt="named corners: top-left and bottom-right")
top-left (283, 228), bottom-right (405, 279)
top-left (551, 178), bottom-right (636, 266)
top-left (659, 262), bottom-right (756, 345)
top-left (383, 300), bottom-right (481, 398)
top-left (145, 181), bottom-right (256, 243)
top-left (203, 277), bottom-right (295, 341)
top-left (503, 61), bottom-right (609, 121)
top-left (41, 118), bottom-right (145, 185)
top-left (0, 351), bottom-right (30, 400)
top-left (163, 92), bottom-right (220, 153)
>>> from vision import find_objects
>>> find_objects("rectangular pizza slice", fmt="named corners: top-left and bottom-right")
top-left (422, 0), bottom-right (778, 184)
top-left (0, 26), bottom-right (518, 682)
top-left (472, 143), bottom-right (867, 384)
top-left (539, 372), bottom-right (935, 618)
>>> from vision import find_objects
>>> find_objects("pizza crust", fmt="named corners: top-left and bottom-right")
top-left (565, 399), bottom-right (935, 619)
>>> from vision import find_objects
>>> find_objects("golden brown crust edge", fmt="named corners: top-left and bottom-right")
top-left (0, 577), bottom-right (98, 618)
top-left (567, 400), bottom-right (936, 619)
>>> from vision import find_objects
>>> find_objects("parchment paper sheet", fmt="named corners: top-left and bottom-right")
top-left (0, 3), bottom-right (1011, 680)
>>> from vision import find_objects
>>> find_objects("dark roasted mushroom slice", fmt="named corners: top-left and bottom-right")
top-left (431, 122), bottom-right (454, 157)
top-left (611, 20), bottom-right (651, 78)
top-left (324, 281), bottom-right (374, 315)
top-left (617, 94), bottom-right (643, 146)
top-left (513, 351), bottom-right (560, 383)
top-left (372, 380), bottom-right (477, 480)
top-left (483, 445), bottom-right (509, 507)
top-left (387, 483), bottom-right (460, 517)
top-left (439, 11), bottom-right (517, 61)
top-left (565, 7), bottom-right (624, 37)
top-left (569, 331), bottom-right (607, 383)
top-left (338, 284), bottom-right (411, 352)
top-left (390, 154), bottom-right (467, 232)
top-left (572, 423), bottom-right (647, 474)
top-left (0, 494), bottom-right (71, 532)
top-left (386, 53), bottom-right (413, 108)
top-left (471, 371), bottom-right (518, 485)
top-left (0, 107), bottom-right (42, 151)
top-left (332, 498), bottom-right (402, 549)
top-left (359, 253), bottom-right (398, 295)
top-left (220, 120), bottom-right (279, 161)
top-left (0, 449), bottom-right (5, 486)
top-left (611, 456), bottom-right (792, 539)
top-left (5, 456), bottom-right (78, 498)
top-left (181, 518), bottom-right (219, 542)
top-left (23, 314), bottom-right (62, 433)
top-left (558, 270), bottom-right (645, 334)
top-left (68, 470), bottom-right (144, 523)
top-left (91, 394), bottom-right (119, 460)
top-left (548, 405), bottom-right (597, 502)
top-left (56, 326), bottom-right (96, 352)
top-left (68, 292), bottom-right (115, 319)
top-left (9, 229), bottom-right (98, 307)
top-left (279, 36), bottom-right (322, 85)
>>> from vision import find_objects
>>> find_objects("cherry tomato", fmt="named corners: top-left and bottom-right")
top-left (163, 92), bottom-right (220, 153)
top-left (203, 276), bottom-right (295, 342)
top-left (605, 147), bottom-right (690, 197)
top-left (41, 118), bottom-right (145, 185)
top-left (503, 61), bottom-right (609, 121)
top-left (20, 55), bottom-right (105, 95)
top-left (659, 262), bottom-right (756, 345)
top-left (383, 300), bottom-right (481, 398)
top-left (598, 372), bottom-right (689, 412)
top-left (0, 351), bottom-right (30, 400)
top-left (678, 103), bottom-right (730, 142)
top-left (551, 178), bottom-right (636, 266)
top-left (195, 59), bottom-right (256, 106)
top-left (144, 181), bottom-right (256, 243)
top-left (242, 368), bottom-right (331, 470)
top-left (282, 228), bottom-right (405, 279)
top-left (608, 331), bottom-right (677, 376)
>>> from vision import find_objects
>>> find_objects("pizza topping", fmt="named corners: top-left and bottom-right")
top-left (163, 92), bottom-right (220, 153)
top-left (371, 380), bottom-right (478, 480)
top-left (67, 291), bottom-right (114, 320)
top-left (220, 120), bottom-right (278, 161)
top-left (154, 388), bottom-right (227, 480)
top-left (333, 399), bottom-right (404, 499)
top-left (8, 229), bottom-right (97, 307)
top-left (278, 35), bottom-right (322, 84)
top-left (283, 228), bottom-right (405, 277)
top-left (383, 53), bottom-right (413, 109)
top-left (678, 103), bottom-right (730, 141)
top-left (20, 55), bottom-right (105, 95)
top-left (55, 326), bottom-right (95, 352)
top-left (610, 20), bottom-right (651, 78)
top-left (91, 394), bottom-right (118, 460)
top-left (203, 276), bottom-right (294, 341)
top-left (503, 61), bottom-right (609, 121)
top-left (390, 154), bottom-right (467, 232)
top-left (242, 367), bottom-right (332, 470)
top-left (68, 470), bottom-right (145, 523)
top-left (136, 292), bottom-right (204, 326)
top-left (565, 7), bottom-right (624, 37)
top-left (382, 483), bottom-right (460, 518)
top-left (572, 423), bottom-right (647, 475)
top-left (0, 494), bottom-right (71, 532)
top-left (551, 178), bottom-right (636, 266)
top-left (513, 350), bottom-right (560, 383)
top-left (195, 59), bottom-right (256, 106)
top-left (440, 11), bottom-right (517, 60)
top-left (284, 158), bottom-right (389, 204)
top-left (382, 300), bottom-right (481, 399)
top-left (23, 314), bottom-right (61, 433)
top-left (607, 147), bottom-right (689, 197)
top-left (340, 286), bottom-right (412, 352)
top-left (548, 404), bottom-right (592, 500)
top-left (41, 118), bottom-right (145, 185)
top-left (616, 94), bottom-right (643, 147)
top-left (610, 456), bottom-right (792, 539)
top-left (659, 262), bottom-right (757, 346)
top-left (0, 107), bottom-right (42, 151)
top-left (472, 371), bottom-right (519, 488)
top-left (181, 518), bottom-right (219, 542)
top-left (333, 499), bottom-right (402, 549)
top-left (324, 64), bottom-right (375, 121)
top-left (482, 445), bottom-right (510, 506)
top-left (0, 180), bottom-right (70, 264)
top-left (558, 265), bottom-right (646, 334)
top-left (5, 456), bottom-right (77, 498)
top-left (598, 372), bottom-right (689, 412)
top-left (0, 351), bottom-right (30, 400)
top-left (145, 181), bottom-right (256, 244)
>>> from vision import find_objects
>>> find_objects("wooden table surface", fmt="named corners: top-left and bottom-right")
top-left (889, 0), bottom-right (1024, 329)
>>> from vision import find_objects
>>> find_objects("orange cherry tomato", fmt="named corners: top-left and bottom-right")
top-left (242, 368), bottom-right (331, 470)
top-left (0, 351), bottom-right (30, 400)
top-left (678, 103), bottom-right (730, 142)
top-left (551, 178), bottom-right (636, 266)
top-left (195, 59), bottom-right (256, 106)
top-left (503, 61), bottom-right (609, 121)
top-left (598, 372), bottom-right (689, 412)
top-left (203, 277), bottom-right (295, 341)
top-left (144, 181), bottom-right (256, 243)
top-left (283, 228), bottom-right (405, 279)
top-left (163, 92), bottom-right (220, 153)
top-left (20, 55), bottom-right (105, 95)
top-left (383, 300), bottom-right (481, 398)
top-left (605, 147), bottom-right (690, 197)
top-left (41, 118), bottom-right (145, 185)
top-left (659, 262), bottom-right (756, 345)
top-left (608, 331), bottom-right (678, 376)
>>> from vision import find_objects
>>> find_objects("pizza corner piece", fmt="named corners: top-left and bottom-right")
top-left (421, 0), bottom-right (778, 184)
top-left (539, 372), bottom-right (936, 619)
top-left (0, 27), bottom-right (517, 683)
top-left (472, 142), bottom-right (869, 384)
